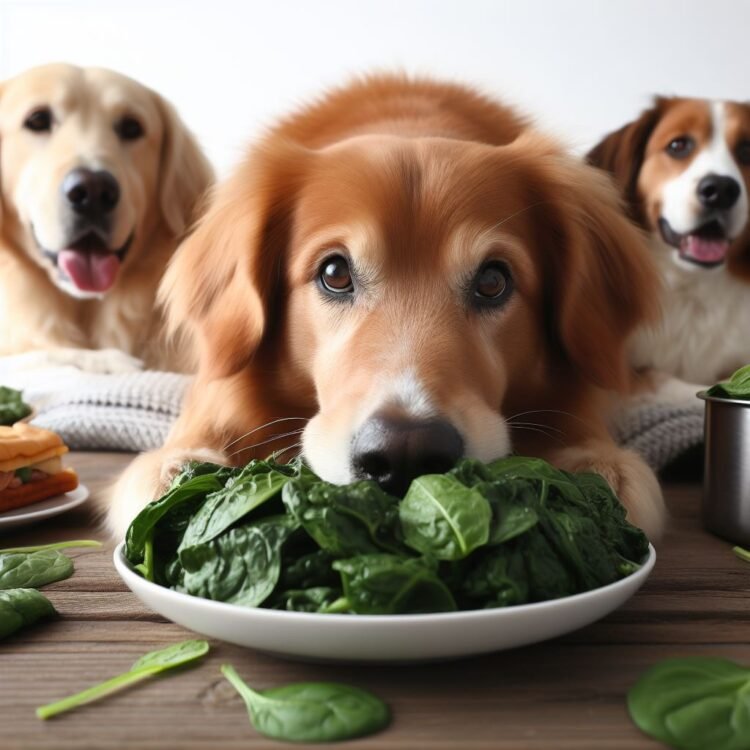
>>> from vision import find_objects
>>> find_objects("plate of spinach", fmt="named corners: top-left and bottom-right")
top-left (115, 456), bottom-right (655, 662)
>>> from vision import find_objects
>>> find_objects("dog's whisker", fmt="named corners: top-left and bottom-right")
top-left (506, 420), bottom-right (566, 436)
top-left (270, 442), bottom-right (304, 462)
top-left (222, 418), bottom-right (310, 452)
top-left (227, 429), bottom-right (306, 460)
top-left (509, 424), bottom-right (567, 446)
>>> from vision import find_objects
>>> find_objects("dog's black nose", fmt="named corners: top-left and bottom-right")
top-left (697, 174), bottom-right (741, 211)
top-left (351, 414), bottom-right (464, 496)
top-left (62, 168), bottom-right (120, 216)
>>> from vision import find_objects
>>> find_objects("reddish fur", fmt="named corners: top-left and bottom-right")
top-left (110, 75), bottom-right (666, 539)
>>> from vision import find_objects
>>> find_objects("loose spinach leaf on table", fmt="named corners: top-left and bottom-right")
top-left (333, 553), bottom-right (457, 614)
top-left (36, 639), bottom-right (210, 719)
top-left (706, 364), bottom-right (750, 399)
top-left (399, 474), bottom-right (491, 560)
top-left (0, 539), bottom-right (101, 590)
top-left (177, 516), bottom-right (298, 607)
top-left (221, 664), bottom-right (390, 743)
top-left (282, 476), bottom-right (403, 556)
top-left (628, 657), bottom-right (750, 750)
top-left (0, 588), bottom-right (57, 640)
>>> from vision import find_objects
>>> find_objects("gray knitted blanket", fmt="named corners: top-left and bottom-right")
top-left (0, 361), bottom-right (705, 472)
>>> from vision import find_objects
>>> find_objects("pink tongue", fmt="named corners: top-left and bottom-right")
top-left (58, 250), bottom-right (120, 293)
top-left (680, 235), bottom-right (729, 264)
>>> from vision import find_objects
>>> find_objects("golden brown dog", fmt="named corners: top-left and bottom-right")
top-left (0, 63), bottom-right (213, 370)
top-left (109, 75), bottom-right (665, 539)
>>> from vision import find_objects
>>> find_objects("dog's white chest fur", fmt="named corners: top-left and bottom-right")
top-left (630, 240), bottom-right (750, 383)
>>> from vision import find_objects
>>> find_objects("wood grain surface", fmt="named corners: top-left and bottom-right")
top-left (2, 452), bottom-right (747, 750)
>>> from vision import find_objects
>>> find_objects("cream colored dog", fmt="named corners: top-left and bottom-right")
top-left (0, 63), bottom-right (213, 371)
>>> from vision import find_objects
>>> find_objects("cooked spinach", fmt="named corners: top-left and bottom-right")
top-left (0, 385), bottom-right (32, 425)
top-left (706, 364), bottom-right (750, 399)
top-left (36, 639), bottom-right (209, 719)
top-left (627, 657), bottom-right (750, 750)
top-left (0, 540), bottom-right (101, 590)
top-left (399, 474), bottom-right (491, 560)
top-left (0, 588), bottom-right (57, 639)
top-left (125, 454), bottom-right (649, 614)
top-left (221, 663), bottom-right (390, 742)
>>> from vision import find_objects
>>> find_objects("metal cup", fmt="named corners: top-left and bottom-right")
top-left (699, 392), bottom-right (750, 546)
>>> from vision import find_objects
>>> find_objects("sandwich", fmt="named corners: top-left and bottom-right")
top-left (0, 423), bottom-right (78, 512)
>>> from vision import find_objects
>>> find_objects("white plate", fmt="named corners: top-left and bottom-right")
top-left (0, 485), bottom-right (90, 532)
top-left (114, 541), bottom-right (655, 663)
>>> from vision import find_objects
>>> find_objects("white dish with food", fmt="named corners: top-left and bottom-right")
top-left (114, 541), bottom-right (655, 663)
top-left (0, 485), bottom-right (90, 531)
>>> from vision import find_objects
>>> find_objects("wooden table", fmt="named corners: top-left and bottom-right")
top-left (2, 452), bottom-right (748, 749)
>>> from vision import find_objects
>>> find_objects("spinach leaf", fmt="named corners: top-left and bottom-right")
top-left (0, 550), bottom-right (73, 590)
top-left (706, 364), bottom-right (750, 399)
top-left (278, 549), bottom-right (338, 591)
top-left (518, 529), bottom-right (577, 600)
top-left (36, 639), bottom-right (209, 720)
top-left (628, 657), bottom-right (750, 750)
top-left (461, 543), bottom-right (529, 607)
top-left (283, 477), bottom-right (403, 556)
top-left (179, 460), bottom-right (296, 552)
top-left (0, 588), bottom-right (57, 639)
top-left (333, 554), bottom-right (456, 614)
top-left (221, 664), bottom-right (390, 742)
top-left (399, 475), bottom-right (491, 560)
top-left (125, 473), bottom-right (229, 564)
top-left (177, 516), bottom-right (298, 607)
top-left (269, 586), bottom-right (343, 613)
top-left (0, 385), bottom-right (32, 425)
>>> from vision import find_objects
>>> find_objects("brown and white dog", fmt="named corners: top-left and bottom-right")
top-left (588, 97), bottom-right (750, 391)
top-left (108, 75), bottom-right (666, 540)
top-left (0, 63), bottom-right (214, 371)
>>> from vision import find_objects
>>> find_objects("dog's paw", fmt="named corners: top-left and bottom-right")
top-left (103, 446), bottom-right (227, 540)
top-left (551, 442), bottom-right (666, 541)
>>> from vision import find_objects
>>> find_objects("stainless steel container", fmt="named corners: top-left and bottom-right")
top-left (699, 392), bottom-right (750, 546)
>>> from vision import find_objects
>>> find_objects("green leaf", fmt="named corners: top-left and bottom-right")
top-left (734, 546), bottom-right (750, 563)
top-left (461, 543), bottom-right (529, 607)
top-left (707, 364), bottom-right (750, 399)
top-left (0, 385), bottom-right (32, 425)
top-left (399, 475), bottom-right (491, 560)
top-left (36, 639), bottom-right (209, 720)
top-left (333, 553), bottom-right (456, 614)
top-left (0, 588), bottom-right (57, 639)
top-left (125, 473), bottom-right (228, 563)
top-left (179, 460), bottom-right (295, 552)
top-left (178, 517), bottom-right (297, 607)
top-left (628, 657), bottom-right (750, 750)
top-left (0, 550), bottom-right (73, 589)
top-left (268, 586), bottom-right (343, 613)
top-left (282, 477), bottom-right (403, 556)
top-left (221, 664), bottom-right (390, 742)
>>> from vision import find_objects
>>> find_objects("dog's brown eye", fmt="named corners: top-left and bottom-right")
top-left (24, 107), bottom-right (52, 133)
top-left (115, 116), bottom-right (144, 141)
top-left (737, 141), bottom-right (750, 166)
top-left (666, 136), bottom-right (694, 159)
top-left (472, 262), bottom-right (513, 307)
top-left (319, 255), bottom-right (354, 295)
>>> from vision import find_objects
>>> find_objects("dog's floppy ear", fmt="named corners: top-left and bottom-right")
top-left (160, 140), bottom-right (310, 380)
top-left (153, 93), bottom-right (215, 237)
top-left (523, 139), bottom-right (660, 392)
top-left (585, 100), bottom-right (665, 227)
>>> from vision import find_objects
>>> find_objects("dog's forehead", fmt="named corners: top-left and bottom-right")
top-left (0, 64), bottom-right (158, 125)
top-left (294, 135), bottom-right (529, 243)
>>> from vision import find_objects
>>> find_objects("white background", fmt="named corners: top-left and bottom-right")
top-left (1, 0), bottom-right (748, 176)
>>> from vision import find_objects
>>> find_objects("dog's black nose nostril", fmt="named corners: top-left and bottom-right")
top-left (351, 414), bottom-right (464, 496)
top-left (697, 174), bottom-right (741, 211)
top-left (62, 168), bottom-right (120, 216)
